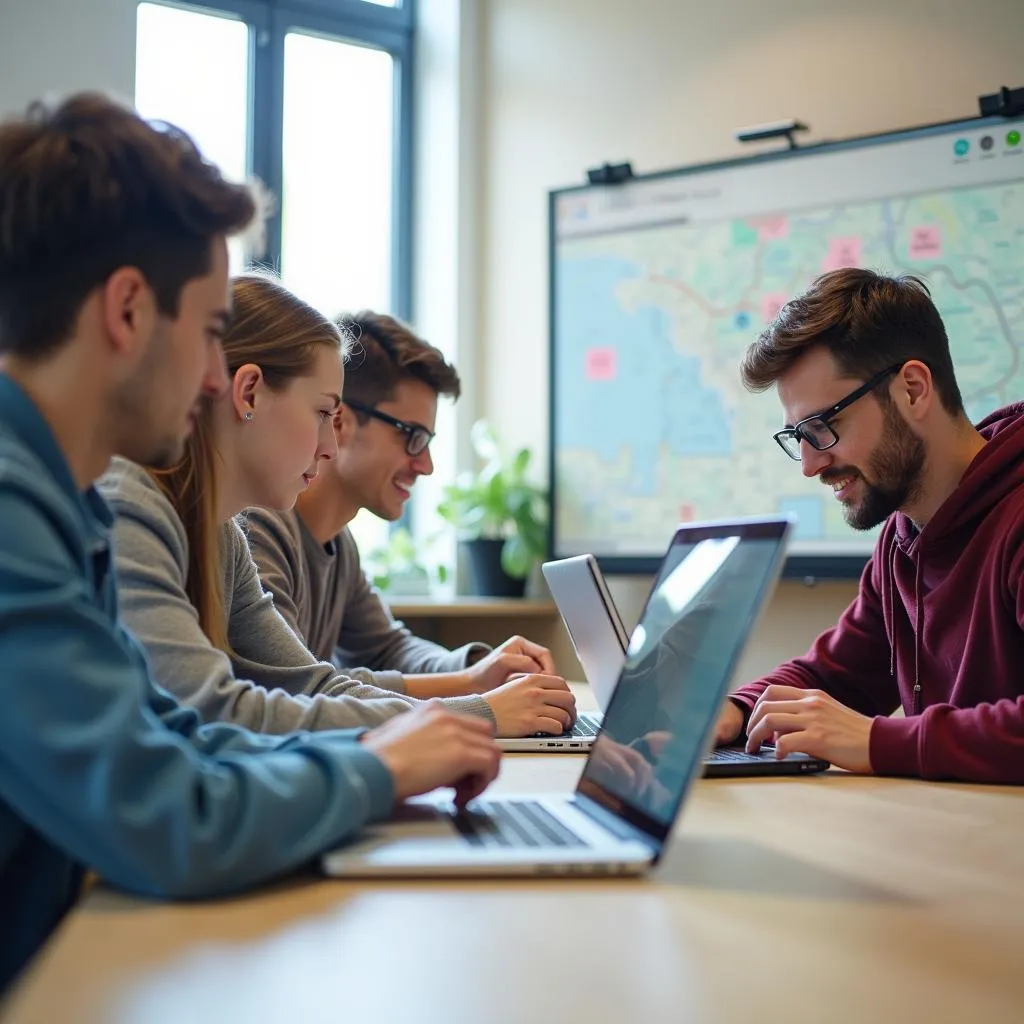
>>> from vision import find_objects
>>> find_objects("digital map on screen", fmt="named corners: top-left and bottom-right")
top-left (552, 120), bottom-right (1024, 560)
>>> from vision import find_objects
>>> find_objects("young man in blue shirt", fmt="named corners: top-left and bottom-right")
top-left (0, 92), bottom-right (500, 992)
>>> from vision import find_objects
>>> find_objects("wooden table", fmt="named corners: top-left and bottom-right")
top-left (4, 687), bottom-right (1024, 1024)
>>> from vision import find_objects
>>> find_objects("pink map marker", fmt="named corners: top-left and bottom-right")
top-left (754, 215), bottom-right (789, 242)
top-left (585, 347), bottom-right (617, 382)
top-left (821, 236), bottom-right (863, 273)
top-left (909, 225), bottom-right (942, 260)
top-left (761, 293), bottom-right (788, 323)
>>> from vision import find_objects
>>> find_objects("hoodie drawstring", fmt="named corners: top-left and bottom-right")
top-left (887, 531), bottom-right (924, 716)
top-left (887, 535), bottom-right (898, 679)
top-left (912, 555), bottom-right (924, 716)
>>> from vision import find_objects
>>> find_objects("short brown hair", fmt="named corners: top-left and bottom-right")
top-left (741, 269), bottom-right (963, 415)
top-left (151, 275), bottom-right (346, 651)
top-left (0, 91), bottom-right (257, 360)
top-left (339, 311), bottom-right (461, 410)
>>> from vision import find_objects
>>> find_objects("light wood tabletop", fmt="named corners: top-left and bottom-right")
top-left (4, 687), bottom-right (1023, 1024)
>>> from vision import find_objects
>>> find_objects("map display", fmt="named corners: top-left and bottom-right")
top-left (551, 117), bottom-right (1024, 565)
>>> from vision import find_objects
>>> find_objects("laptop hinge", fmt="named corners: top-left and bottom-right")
top-left (570, 794), bottom-right (662, 854)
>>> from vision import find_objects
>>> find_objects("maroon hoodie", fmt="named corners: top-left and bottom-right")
top-left (730, 403), bottom-right (1024, 783)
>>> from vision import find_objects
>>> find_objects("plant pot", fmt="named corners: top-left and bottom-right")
top-left (461, 538), bottom-right (526, 598)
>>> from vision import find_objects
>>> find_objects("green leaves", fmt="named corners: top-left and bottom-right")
top-left (437, 420), bottom-right (548, 581)
top-left (501, 534), bottom-right (532, 578)
top-left (364, 527), bottom-right (443, 595)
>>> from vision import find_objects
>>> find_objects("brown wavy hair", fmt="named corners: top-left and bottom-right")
top-left (339, 311), bottom-right (461, 409)
top-left (0, 91), bottom-right (256, 360)
top-left (741, 268), bottom-right (963, 415)
top-left (150, 275), bottom-right (348, 650)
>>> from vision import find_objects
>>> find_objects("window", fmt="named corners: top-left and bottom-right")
top-left (135, 0), bottom-right (413, 320)
top-left (136, 0), bottom-right (414, 559)
top-left (280, 30), bottom-right (394, 318)
top-left (136, 3), bottom-right (252, 271)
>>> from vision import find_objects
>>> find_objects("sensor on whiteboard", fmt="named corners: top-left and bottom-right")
top-left (734, 119), bottom-right (809, 150)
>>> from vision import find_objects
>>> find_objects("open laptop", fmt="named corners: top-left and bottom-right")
top-left (322, 516), bottom-right (822, 879)
top-left (540, 546), bottom-right (829, 776)
top-left (490, 554), bottom-right (631, 753)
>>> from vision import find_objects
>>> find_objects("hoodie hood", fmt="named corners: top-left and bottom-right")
top-left (894, 402), bottom-right (1024, 549)
top-left (885, 403), bottom-right (1024, 711)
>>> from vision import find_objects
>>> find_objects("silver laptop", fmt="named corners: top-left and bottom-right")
top-left (495, 555), bottom-right (629, 753)
top-left (541, 543), bottom-right (829, 776)
top-left (321, 516), bottom-right (795, 879)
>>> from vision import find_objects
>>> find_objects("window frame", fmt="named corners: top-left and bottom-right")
top-left (137, 0), bottom-right (415, 320)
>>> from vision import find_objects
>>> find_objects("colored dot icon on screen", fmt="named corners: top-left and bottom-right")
top-left (980, 135), bottom-right (994, 151)
top-left (954, 139), bottom-right (969, 157)
top-left (1008, 130), bottom-right (1022, 147)
top-left (735, 311), bottom-right (750, 329)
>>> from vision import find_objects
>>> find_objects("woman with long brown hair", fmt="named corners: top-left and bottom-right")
top-left (99, 274), bottom-right (576, 735)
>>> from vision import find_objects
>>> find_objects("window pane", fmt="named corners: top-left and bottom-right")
top-left (348, 507), bottom-right (392, 571)
top-left (135, 2), bottom-right (251, 270)
top-left (281, 31), bottom-right (394, 318)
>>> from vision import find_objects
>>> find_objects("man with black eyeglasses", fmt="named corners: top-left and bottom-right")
top-left (246, 312), bottom-right (575, 733)
top-left (714, 268), bottom-right (1023, 783)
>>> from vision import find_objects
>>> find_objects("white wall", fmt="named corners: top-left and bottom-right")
top-left (0, 0), bottom-right (137, 118)
top-left (475, 0), bottom-right (1024, 680)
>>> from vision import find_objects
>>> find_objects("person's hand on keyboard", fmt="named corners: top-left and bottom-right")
top-left (483, 673), bottom-right (576, 736)
top-left (362, 701), bottom-right (501, 808)
top-left (745, 685), bottom-right (873, 773)
top-left (460, 635), bottom-right (557, 693)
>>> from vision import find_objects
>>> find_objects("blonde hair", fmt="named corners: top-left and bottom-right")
top-left (150, 274), bottom-right (347, 650)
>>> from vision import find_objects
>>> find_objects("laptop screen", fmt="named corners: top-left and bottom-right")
top-left (576, 518), bottom-right (791, 842)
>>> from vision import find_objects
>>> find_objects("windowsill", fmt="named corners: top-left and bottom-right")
top-left (387, 597), bottom-right (557, 618)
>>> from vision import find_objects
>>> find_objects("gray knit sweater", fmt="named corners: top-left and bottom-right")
top-left (98, 459), bottom-right (494, 733)
top-left (245, 506), bottom-right (490, 684)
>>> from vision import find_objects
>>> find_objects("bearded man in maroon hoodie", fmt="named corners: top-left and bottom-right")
top-left (715, 268), bottom-right (1023, 783)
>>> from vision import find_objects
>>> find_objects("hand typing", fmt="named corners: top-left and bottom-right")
top-left (745, 685), bottom-right (873, 773)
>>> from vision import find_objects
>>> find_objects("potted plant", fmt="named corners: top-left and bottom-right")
top-left (437, 421), bottom-right (548, 598)
top-left (363, 527), bottom-right (449, 597)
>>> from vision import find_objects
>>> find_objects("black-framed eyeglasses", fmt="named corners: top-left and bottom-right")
top-left (773, 363), bottom-right (903, 461)
top-left (345, 400), bottom-right (435, 456)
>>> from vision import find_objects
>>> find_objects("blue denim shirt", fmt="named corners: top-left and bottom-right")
top-left (0, 374), bottom-right (394, 992)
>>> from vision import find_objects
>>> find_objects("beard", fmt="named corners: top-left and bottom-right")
top-left (111, 321), bottom-right (190, 469)
top-left (828, 403), bottom-right (926, 531)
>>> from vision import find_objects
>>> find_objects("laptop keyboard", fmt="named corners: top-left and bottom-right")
top-left (706, 745), bottom-right (778, 763)
top-left (453, 800), bottom-right (587, 849)
top-left (532, 713), bottom-right (601, 740)
top-left (567, 714), bottom-right (600, 738)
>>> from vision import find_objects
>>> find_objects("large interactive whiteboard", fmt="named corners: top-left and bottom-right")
top-left (549, 113), bottom-right (1024, 577)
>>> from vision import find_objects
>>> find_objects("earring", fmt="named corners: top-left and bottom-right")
top-left (244, 411), bottom-right (253, 422)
